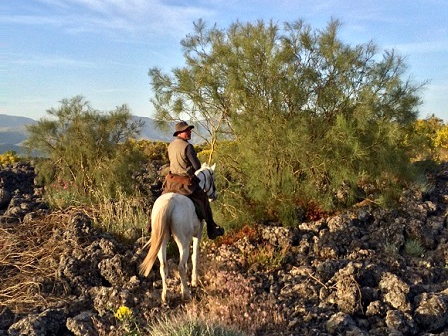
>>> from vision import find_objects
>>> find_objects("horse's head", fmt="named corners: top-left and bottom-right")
top-left (196, 162), bottom-right (217, 202)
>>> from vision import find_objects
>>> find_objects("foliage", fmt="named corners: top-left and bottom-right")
top-left (434, 124), bottom-right (448, 149)
top-left (210, 141), bottom-right (260, 226)
top-left (152, 19), bottom-right (425, 224)
top-left (129, 139), bottom-right (169, 164)
top-left (149, 19), bottom-right (238, 158)
top-left (405, 115), bottom-right (448, 161)
top-left (433, 119), bottom-right (448, 161)
top-left (44, 178), bottom-right (87, 208)
top-left (404, 238), bottom-right (425, 257)
top-left (196, 143), bottom-right (214, 164)
top-left (91, 189), bottom-right (149, 242)
top-left (23, 96), bottom-right (145, 207)
top-left (246, 244), bottom-right (289, 272)
top-left (0, 150), bottom-right (20, 165)
top-left (407, 115), bottom-right (444, 161)
top-left (226, 20), bottom-right (423, 217)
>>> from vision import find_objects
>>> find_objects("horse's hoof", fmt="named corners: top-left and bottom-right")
top-left (181, 293), bottom-right (191, 301)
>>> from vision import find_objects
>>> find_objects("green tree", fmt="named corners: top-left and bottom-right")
top-left (24, 96), bottom-right (145, 203)
top-left (150, 19), bottom-right (425, 223)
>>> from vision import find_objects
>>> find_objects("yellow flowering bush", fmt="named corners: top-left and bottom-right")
top-left (197, 148), bottom-right (212, 163)
top-left (0, 151), bottom-right (19, 165)
top-left (409, 116), bottom-right (446, 161)
top-left (114, 306), bottom-right (140, 335)
top-left (434, 125), bottom-right (448, 149)
top-left (129, 139), bottom-right (168, 162)
top-left (114, 305), bottom-right (133, 321)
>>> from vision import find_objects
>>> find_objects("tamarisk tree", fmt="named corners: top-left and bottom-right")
top-left (25, 96), bottom-right (145, 201)
top-left (150, 19), bottom-right (424, 221)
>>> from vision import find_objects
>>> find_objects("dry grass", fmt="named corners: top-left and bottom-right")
top-left (186, 287), bottom-right (283, 336)
top-left (0, 211), bottom-right (77, 313)
top-left (218, 225), bottom-right (258, 246)
top-left (246, 244), bottom-right (289, 272)
top-left (187, 254), bottom-right (285, 335)
top-left (90, 191), bottom-right (149, 241)
top-left (148, 310), bottom-right (246, 336)
top-left (0, 209), bottom-right (284, 334)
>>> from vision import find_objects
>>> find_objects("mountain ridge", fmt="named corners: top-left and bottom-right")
top-left (0, 114), bottom-right (202, 154)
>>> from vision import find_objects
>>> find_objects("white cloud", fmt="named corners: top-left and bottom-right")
top-left (3, 0), bottom-right (212, 43)
top-left (9, 53), bottom-right (95, 68)
top-left (1, 14), bottom-right (66, 26)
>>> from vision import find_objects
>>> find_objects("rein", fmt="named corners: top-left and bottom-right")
top-left (197, 169), bottom-right (215, 197)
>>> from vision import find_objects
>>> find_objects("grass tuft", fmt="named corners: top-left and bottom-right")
top-left (91, 189), bottom-right (149, 242)
top-left (149, 312), bottom-right (246, 336)
top-left (404, 239), bottom-right (425, 257)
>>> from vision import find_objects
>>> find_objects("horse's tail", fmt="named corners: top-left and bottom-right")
top-left (139, 196), bottom-right (172, 277)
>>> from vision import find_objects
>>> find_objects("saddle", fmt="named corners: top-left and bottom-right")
top-left (162, 173), bottom-right (205, 220)
top-left (162, 173), bottom-right (195, 195)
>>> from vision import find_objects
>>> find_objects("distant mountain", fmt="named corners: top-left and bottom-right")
top-left (133, 116), bottom-right (206, 144)
top-left (0, 114), bottom-right (36, 128)
top-left (132, 116), bottom-right (174, 143)
top-left (0, 114), bottom-right (37, 150)
top-left (0, 114), bottom-right (203, 154)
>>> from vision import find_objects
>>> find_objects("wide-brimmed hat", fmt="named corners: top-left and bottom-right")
top-left (173, 121), bottom-right (194, 136)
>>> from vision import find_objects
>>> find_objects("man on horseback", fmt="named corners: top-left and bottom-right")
top-left (162, 121), bottom-right (225, 239)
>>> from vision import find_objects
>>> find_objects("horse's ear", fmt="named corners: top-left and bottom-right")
top-left (210, 163), bottom-right (216, 171)
top-left (201, 162), bottom-right (207, 168)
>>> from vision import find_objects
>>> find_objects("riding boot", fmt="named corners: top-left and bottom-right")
top-left (189, 186), bottom-right (224, 239)
top-left (203, 197), bottom-right (224, 239)
top-left (206, 221), bottom-right (225, 239)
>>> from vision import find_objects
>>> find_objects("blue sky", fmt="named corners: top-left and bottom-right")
top-left (3, 0), bottom-right (448, 121)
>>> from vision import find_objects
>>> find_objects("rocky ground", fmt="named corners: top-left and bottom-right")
top-left (0, 162), bottom-right (447, 335)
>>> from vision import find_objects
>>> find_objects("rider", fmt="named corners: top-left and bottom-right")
top-left (162, 121), bottom-right (225, 239)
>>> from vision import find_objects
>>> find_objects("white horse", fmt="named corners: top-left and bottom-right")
top-left (139, 163), bottom-right (217, 303)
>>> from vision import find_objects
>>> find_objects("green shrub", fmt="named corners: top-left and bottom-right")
top-left (404, 239), bottom-right (425, 257)
top-left (26, 96), bottom-right (146, 206)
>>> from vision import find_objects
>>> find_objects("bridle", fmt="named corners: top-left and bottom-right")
top-left (196, 168), bottom-right (217, 201)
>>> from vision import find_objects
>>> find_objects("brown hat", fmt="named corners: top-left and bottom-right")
top-left (173, 121), bottom-right (194, 136)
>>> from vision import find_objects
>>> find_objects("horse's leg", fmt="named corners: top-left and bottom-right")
top-left (191, 235), bottom-right (200, 287)
top-left (176, 239), bottom-right (191, 301)
top-left (158, 240), bottom-right (168, 303)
